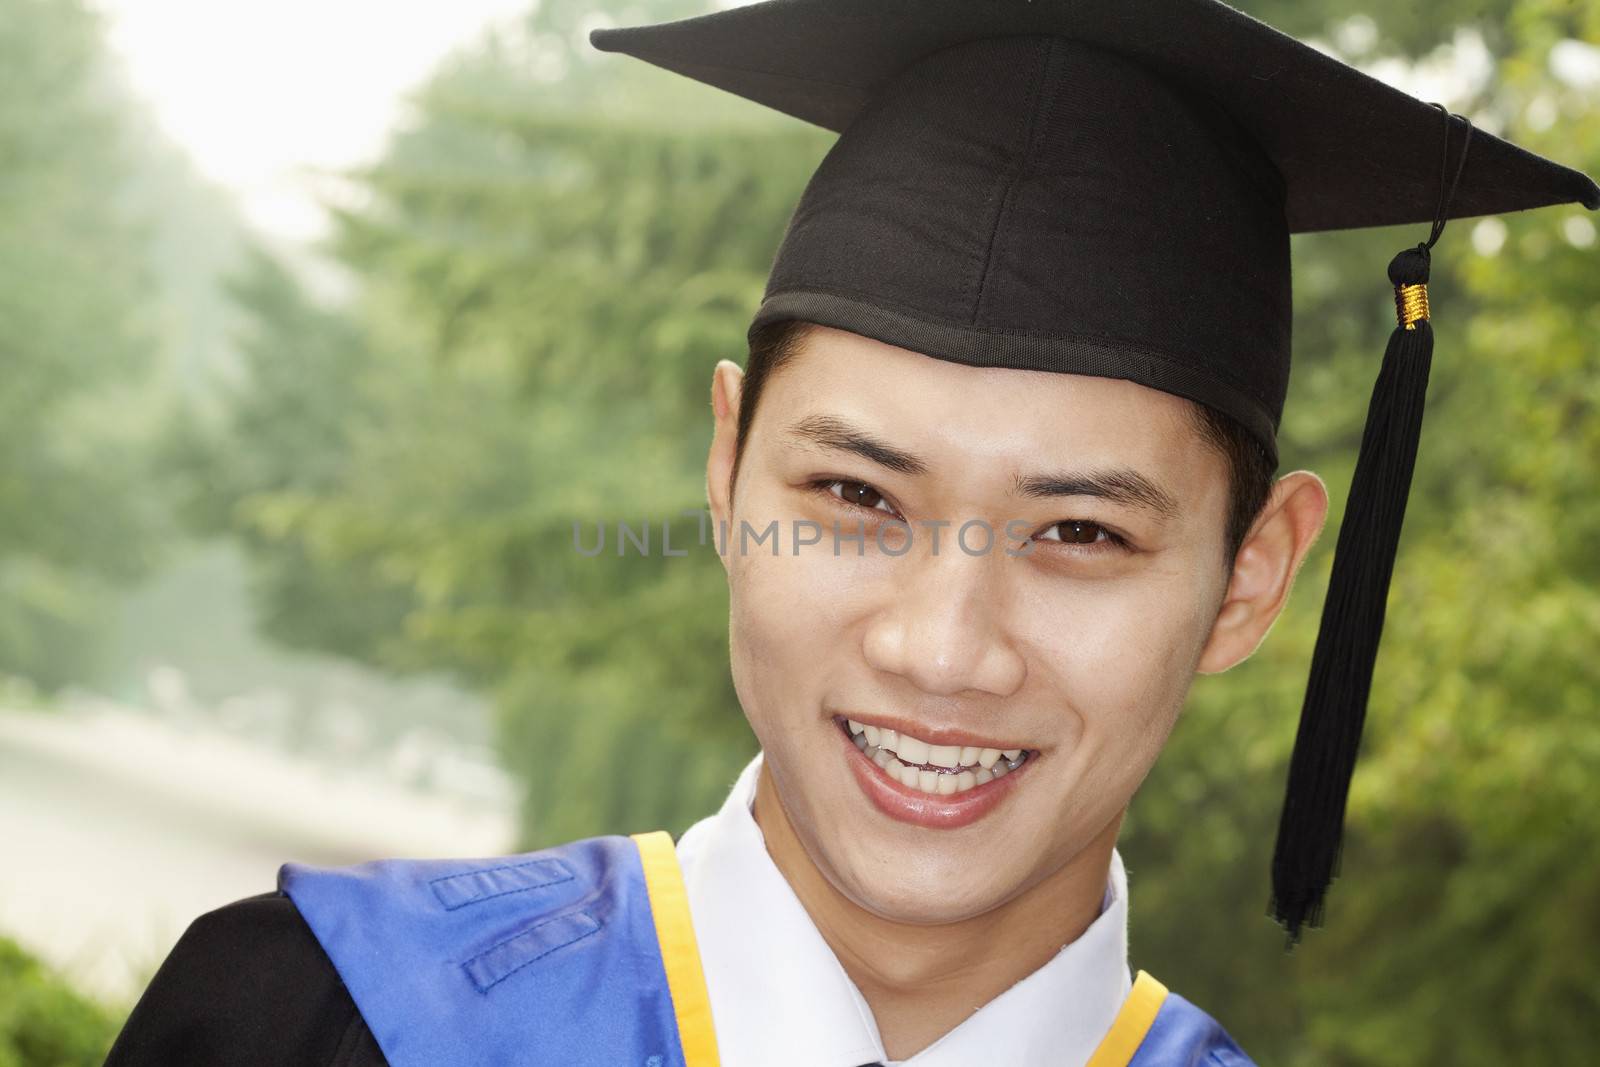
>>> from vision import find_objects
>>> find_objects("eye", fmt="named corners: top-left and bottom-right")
top-left (1035, 519), bottom-right (1124, 550)
top-left (816, 479), bottom-right (900, 518)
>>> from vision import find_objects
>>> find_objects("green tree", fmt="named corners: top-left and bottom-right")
top-left (1121, 3), bottom-right (1600, 1063)
top-left (178, 0), bottom-right (831, 840)
top-left (0, 0), bottom-right (171, 687)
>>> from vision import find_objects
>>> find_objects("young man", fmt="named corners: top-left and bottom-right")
top-left (105, 2), bottom-right (1596, 1065)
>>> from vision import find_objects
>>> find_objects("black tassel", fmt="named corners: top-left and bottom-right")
top-left (1269, 104), bottom-right (1472, 945)
top-left (1269, 244), bottom-right (1434, 943)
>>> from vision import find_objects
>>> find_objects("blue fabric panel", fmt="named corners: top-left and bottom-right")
top-left (1128, 991), bottom-right (1255, 1066)
top-left (429, 857), bottom-right (575, 911)
top-left (279, 835), bottom-right (685, 1067)
top-left (461, 909), bottom-right (603, 993)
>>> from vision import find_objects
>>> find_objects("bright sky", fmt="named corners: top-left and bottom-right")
top-left (89, 2), bottom-right (1597, 252)
top-left (90, 0), bottom-right (541, 243)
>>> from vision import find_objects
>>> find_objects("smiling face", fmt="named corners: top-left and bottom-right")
top-left (707, 324), bottom-right (1292, 927)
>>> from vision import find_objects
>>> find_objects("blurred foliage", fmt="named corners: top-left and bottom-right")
top-left (168, 0), bottom-right (827, 840)
top-left (6, 0), bottom-right (1587, 1061)
top-left (0, 939), bottom-right (114, 1067)
top-left (1130, 1), bottom-right (1600, 1063)
top-left (0, 0), bottom-right (190, 687)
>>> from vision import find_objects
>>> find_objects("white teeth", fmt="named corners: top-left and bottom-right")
top-left (847, 718), bottom-right (1031, 793)
top-left (897, 735), bottom-right (931, 765)
top-left (881, 763), bottom-right (986, 796)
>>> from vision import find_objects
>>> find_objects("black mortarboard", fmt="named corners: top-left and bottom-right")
top-left (590, 0), bottom-right (1599, 941)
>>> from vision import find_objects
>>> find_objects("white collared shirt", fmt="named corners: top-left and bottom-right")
top-left (675, 751), bottom-right (1134, 1067)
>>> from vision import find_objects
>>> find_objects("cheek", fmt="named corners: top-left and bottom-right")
top-left (726, 556), bottom-right (787, 743)
top-left (1016, 557), bottom-right (1219, 753)
top-left (726, 479), bottom-right (912, 650)
top-left (724, 524), bottom-right (883, 736)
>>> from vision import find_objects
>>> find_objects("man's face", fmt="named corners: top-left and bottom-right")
top-left (719, 325), bottom-right (1235, 924)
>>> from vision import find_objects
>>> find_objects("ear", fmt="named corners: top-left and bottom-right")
top-left (706, 359), bottom-right (744, 573)
top-left (1196, 470), bottom-right (1329, 674)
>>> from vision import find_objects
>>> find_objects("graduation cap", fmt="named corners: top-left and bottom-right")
top-left (590, 0), bottom-right (1599, 942)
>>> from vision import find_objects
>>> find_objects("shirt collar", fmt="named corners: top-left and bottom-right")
top-left (676, 751), bottom-right (1133, 1067)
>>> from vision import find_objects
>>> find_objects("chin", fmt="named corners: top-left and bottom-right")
top-left (820, 832), bottom-right (1046, 926)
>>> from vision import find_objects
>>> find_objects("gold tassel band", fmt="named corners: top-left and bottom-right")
top-left (1394, 283), bottom-right (1429, 330)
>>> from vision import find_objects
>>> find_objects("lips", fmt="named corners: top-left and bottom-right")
top-left (835, 714), bottom-right (1035, 829)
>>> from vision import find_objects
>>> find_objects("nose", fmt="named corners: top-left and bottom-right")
top-left (861, 549), bottom-right (1027, 698)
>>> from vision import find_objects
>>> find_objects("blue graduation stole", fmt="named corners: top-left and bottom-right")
top-left (279, 831), bottom-right (718, 1067)
top-left (281, 831), bottom-right (1251, 1067)
top-left (1093, 972), bottom-right (1256, 1067)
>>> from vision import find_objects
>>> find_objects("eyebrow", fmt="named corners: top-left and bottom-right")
top-left (785, 414), bottom-right (928, 476)
top-left (1012, 469), bottom-right (1180, 518)
top-left (784, 413), bottom-right (1179, 517)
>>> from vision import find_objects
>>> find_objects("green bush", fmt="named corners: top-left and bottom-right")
top-left (0, 938), bottom-right (116, 1067)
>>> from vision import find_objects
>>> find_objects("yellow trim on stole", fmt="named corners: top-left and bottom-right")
top-left (1084, 970), bottom-right (1169, 1067)
top-left (631, 830), bottom-right (721, 1067)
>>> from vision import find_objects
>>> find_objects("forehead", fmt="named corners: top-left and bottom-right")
top-left (757, 325), bottom-right (1206, 474)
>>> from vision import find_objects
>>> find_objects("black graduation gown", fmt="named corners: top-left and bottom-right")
top-left (105, 892), bottom-right (389, 1067)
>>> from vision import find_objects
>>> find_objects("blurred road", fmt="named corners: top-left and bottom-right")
top-left (0, 703), bottom-right (516, 1007)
